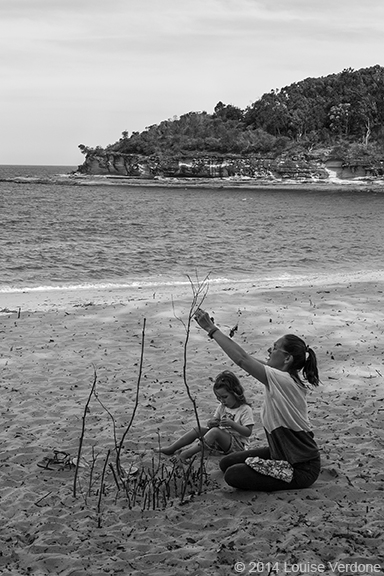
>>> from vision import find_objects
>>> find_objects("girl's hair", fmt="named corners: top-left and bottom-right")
top-left (213, 370), bottom-right (249, 405)
top-left (283, 334), bottom-right (320, 386)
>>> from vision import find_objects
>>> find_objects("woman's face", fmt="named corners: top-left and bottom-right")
top-left (267, 337), bottom-right (290, 370)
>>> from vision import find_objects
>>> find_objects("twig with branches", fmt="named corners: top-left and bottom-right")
top-left (171, 272), bottom-right (211, 497)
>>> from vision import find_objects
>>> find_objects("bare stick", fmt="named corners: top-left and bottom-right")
top-left (88, 445), bottom-right (98, 497)
top-left (180, 458), bottom-right (196, 503)
top-left (34, 492), bottom-right (52, 507)
top-left (97, 449), bottom-right (110, 528)
top-left (73, 366), bottom-right (98, 498)
top-left (171, 272), bottom-right (210, 332)
top-left (185, 275), bottom-right (210, 496)
top-left (116, 318), bottom-right (146, 477)
top-left (109, 463), bottom-right (120, 491)
top-left (174, 273), bottom-right (210, 497)
top-left (94, 391), bottom-right (119, 452)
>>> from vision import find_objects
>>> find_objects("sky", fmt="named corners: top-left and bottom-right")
top-left (1, 0), bottom-right (384, 166)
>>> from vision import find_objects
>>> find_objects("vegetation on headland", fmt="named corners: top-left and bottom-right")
top-left (78, 66), bottom-right (384, 176)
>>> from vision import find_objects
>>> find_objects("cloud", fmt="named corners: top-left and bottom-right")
top-left (1, 0), bottom-right (384, 163)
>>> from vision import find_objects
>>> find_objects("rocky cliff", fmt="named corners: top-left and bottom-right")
top-left (77, 152), bottom-right (383, 182)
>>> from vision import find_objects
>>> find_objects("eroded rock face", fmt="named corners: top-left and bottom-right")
top-left (77, 152), bottom-right (382, 181)
top-left (78, 153), bottom-right (330, 180)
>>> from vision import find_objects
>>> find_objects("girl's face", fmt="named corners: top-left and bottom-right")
top-left (214, 387), bottom-right (238, 409)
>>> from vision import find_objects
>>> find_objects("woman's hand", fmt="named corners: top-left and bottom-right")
top-left (194, 308), bottom-right (216, 333)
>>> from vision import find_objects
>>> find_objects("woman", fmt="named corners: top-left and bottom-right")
top-left (194, 308), bottom-right (321, 491)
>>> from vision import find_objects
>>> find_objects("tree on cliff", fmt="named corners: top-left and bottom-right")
top-left (82, 65), bottom-right (384, 162)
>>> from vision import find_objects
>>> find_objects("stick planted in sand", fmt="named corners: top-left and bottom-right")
top-left (93, 390), bottom-right (119, 452)
top-left (88, 445), bottom-right (98, 497)
top-left (115, 317), bottom-right (146, 478)
top-left (108, 462), bottom-right (120, 491)
top-left (172, 273), bottom-right (210, 498)
top-left (73, 366), bottom-right (97, 498)
top-left (96, 449), bottom-right (110, 528)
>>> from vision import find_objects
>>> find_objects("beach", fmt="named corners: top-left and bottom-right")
top-left (1, 275), bottom-right (384, 575)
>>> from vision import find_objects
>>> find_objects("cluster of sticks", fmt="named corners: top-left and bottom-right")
top-left (72, 275), bottom-right (212, 523)
top-left (119, 458), bottom-right (209, 511)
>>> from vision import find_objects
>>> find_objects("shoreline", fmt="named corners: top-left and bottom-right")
top-left (69, 174), bottom-right (384, 191)
top-left (2, 268), bottom-right (384, 313)
top-left (3, 171), bottom-right (384, 191)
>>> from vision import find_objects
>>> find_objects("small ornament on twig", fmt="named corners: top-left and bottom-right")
top-left (229, 309), bottom-right (242, 338)
top-left (229, 323), bottom-right (238, 338)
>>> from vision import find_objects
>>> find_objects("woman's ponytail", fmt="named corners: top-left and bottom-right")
top-left (302, 347), bottom-right (319, 386)
top-left (284, 335), bottom-right (320, 387)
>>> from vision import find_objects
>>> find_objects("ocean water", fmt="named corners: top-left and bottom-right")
top-left (0, 165), bottom-right (383, 298)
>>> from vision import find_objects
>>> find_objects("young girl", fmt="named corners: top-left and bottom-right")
top-left (194, 307), bottom-right (321, 491)
top-left (160, 370), bottom-right (254, 463)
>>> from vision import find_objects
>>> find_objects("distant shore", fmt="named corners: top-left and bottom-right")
top-left (2, 172), bottom-right (384, 192)
top-left (68, 173), bottom-right (384, 191)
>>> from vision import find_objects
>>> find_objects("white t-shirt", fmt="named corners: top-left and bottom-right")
top-left (213, 403), bottom-right (254, 448)
top-left (261, 366), bottom-right (319, 463)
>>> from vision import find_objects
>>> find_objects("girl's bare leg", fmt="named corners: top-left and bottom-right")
top-left (160, 427), bottom-right (209, 455)
top-left (179, 427), bottom-right (232, 462)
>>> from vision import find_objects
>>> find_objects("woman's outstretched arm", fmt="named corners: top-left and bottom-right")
top-left (194, 309), bottom-right (268, 386)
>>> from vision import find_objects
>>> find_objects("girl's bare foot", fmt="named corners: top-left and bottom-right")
top-left (156, 446), bottom-right (176, 456)
top-left (178, 449), bottom-right (194, 464)
top-left (170, 454), bottom-right (191, 468)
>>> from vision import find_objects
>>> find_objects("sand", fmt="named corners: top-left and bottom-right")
top-left (1, 274), bottom-right (384, 575)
